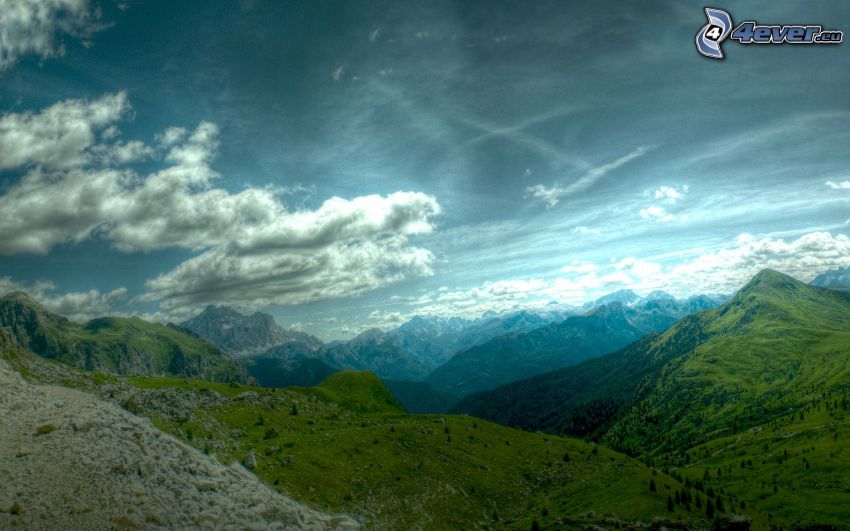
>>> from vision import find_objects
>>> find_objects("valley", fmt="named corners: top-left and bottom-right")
top-left (2, 269), bottom-right (849, 529)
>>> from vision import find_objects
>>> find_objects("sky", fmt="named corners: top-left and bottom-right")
top-left (1, 0), bottom-right (850, 339)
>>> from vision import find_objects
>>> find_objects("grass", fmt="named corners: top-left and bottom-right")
top-left (603, 272), bottom-right (850, 529)
top-left (125, 375), bottom-right (255, 397)
top-left (676, 405), bottom-right (850, 528)
top-left (128, 371), bottom-right (707, 529)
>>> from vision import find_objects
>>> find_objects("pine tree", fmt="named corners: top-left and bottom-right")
top-left (706, 498), bottom-right (715, 519)
top-left (649, 479), bottom-right (656, 492)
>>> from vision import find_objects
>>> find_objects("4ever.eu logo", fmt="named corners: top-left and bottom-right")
top-left (696, 7), bottom-right (843, 60)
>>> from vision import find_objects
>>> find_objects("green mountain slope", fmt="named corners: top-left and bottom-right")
top-left (606, 269), bottom-right (850, 456)
top-left (0, 292), bottom-right (250, 383)
top-left (122, 371), bottom-right (710, 529)
top-left (456, 269), bottom-right (850, 528)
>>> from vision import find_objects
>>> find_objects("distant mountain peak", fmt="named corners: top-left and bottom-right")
top-left (811, 266), bottom-right (850, 289)
top-left (593, 289), bottom-right (640, 307)
top-left (645, 290), bottom-right (675, 301)
top-left (181, 305), bottom-right (320, 358)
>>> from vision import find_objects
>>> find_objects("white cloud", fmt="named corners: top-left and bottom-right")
top-left (0, 94), bottom-right (442, 310)
top-left (397, 231), bottom-right (850, 320)
top-left (653, 184), bottom-right (687, 203)
top-left (639, 206), bottom-right (676, 223)
top-left (368, 309), bottom-right (403, 327)
top-left (145, 233), bottom-right (436, 309)
top-left (526, 145), bottom-right (654, 207)
top-left (825, 180), bottom-right (850, 190)
top-left (0, 277), bottom-right (127, 322)
top-left (0, 0), bottom-right (107, 71)
top-left (42, 287), bottom-right (128, 322)
top-left (0, 92), bottom-right (129, 169)
top-left (569, 225), bottom-right (601, 236)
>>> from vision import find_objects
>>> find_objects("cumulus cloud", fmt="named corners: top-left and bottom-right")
top-left (145, 233), bottom-right (437, 309)
top-left (0, 92), bottom-right (130, 169)
top-left (526, 145), bottom-right (654, 207)
top-left (639, 205), bottom-right (676, 223)
top-left (825, 180), bottom-right (850, 190)
top-left (0, 93), bottom-right (442, 309)
top-left (368, 309), bottom-right (404, 327)
top-left (564, 232), bottom-right (850, 297)
top-left (0, 0), bottom-right (107, 71)
top-left (639, 185), bottom-right (688, 223)
top-left (653, 184), bottom-right (687, 203)
top-left (0, 277), bottom-right (127, 322)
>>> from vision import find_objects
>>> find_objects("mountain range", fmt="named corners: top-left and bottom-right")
top-left (180, 305), bottom-right (579, 387)
top-left (453, 269), bottom-right (850, 526)
top-left (455, 270), bottom-right (848, 443)
top-left (426, 293), bottom-right (724, 397)
top-left (4, 268), bottom-right (850, 527)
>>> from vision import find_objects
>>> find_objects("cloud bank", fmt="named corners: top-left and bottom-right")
top-left (401, 231), bottom-right (850, 320)
top-left (0, 93), bottom-right (442, 310)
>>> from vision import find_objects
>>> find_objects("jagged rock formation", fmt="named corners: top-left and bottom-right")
top-left (181, 306), bottom-right (322, 358)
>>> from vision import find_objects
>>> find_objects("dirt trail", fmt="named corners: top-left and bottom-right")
top-left (0, 358), bottom-right (357, 529)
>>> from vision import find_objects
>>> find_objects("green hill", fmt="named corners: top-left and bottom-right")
top-left (294, 370), bottom-right (405, 414)
top-left (456, 269), bottom-right (850, 528)
top-left (0, 292), bottom-right (250, 383)
top-left (108, 370), bottom-right (709, 529)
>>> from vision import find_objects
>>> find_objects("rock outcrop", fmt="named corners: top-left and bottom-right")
top-left (0, 356), bottom-right (357, 530)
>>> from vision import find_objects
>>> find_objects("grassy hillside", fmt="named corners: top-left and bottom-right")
top-left (457, 270), bottom-right (850, 529)
top-left (0, 292), bottom-right (249, 383)
top-left (606, 270), bottom-right (850, 456)
top-left (122, 371), bottom-right (710, 529)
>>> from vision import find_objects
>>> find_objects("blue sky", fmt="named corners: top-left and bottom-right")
top-left (1, 0), bottom-right (850, 339)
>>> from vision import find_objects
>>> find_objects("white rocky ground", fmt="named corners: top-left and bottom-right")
top-left (0, 357), bottom-right (358, 530)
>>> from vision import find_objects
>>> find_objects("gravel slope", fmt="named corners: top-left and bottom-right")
top-left (0, 357), bottom-right (358, 530)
